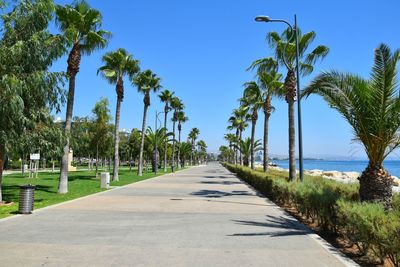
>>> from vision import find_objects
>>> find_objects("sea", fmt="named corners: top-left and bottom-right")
top-left (267, 160), bottom-right (400, 177)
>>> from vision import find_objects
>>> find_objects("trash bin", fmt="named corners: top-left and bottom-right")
top-left (19, 184), bottom-right (36, 214)
top-left (101, 172), bottom-right (110, 189)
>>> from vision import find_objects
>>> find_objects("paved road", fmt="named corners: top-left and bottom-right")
top-left (0, 163), bottom-right (356, 267)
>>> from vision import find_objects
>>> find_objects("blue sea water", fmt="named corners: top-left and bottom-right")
top-left (271, 160), bottom-right (400, 177)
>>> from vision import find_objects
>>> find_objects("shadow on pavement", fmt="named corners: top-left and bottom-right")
top-left (229, 215), bottom-right (309, 237)
top-left (190, 189), bottom-right (254, 198)
top-left (200, 181), bottom-right (242, 185)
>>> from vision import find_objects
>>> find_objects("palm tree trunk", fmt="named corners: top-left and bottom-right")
top-left (235, 129), bottom-right (239, 165)
top-left (172, 119), bottom-right (176, 171)
top-left (239, 129), bottom-right (243, 165)
top-left (250, 122), bottom-right (255, 170)
top-left (58, 44), bottom-right (80, 194)
top-left (58, 72), bottom-right (76, 194)
top-left (177, 126), bottom-right (182, 169)
top-left (250, 110), bottom-right (258, 170)
top-left (359, 164), bottom-right (393, 210)
top-left (163, 105), bottom-right (168, 172)
top-left (138, 102), bottom-right (149, 176)
top-left (263, 97), bottom-right (271, 172)
top-left (285, 69), bottom-right (297, 181)
top-left (112, 95), bottom-right (122, 182)
top-left (0, 145), bottom-right (4, 202)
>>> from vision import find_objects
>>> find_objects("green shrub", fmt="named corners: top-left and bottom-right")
top-left (223, 163), bottom-right (400, 266)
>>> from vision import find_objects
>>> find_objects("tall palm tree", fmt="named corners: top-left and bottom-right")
top-left (234, 138), bottom-right (262, 167)
top-left (241, 82), bottom-right (264, 170)
top-left (303, 44), bottom-right (400, 209)
top-left (227, 121), bottom-right (240, 164)
top-left (55, 0), bottom-right (111, 193)
top-left (228, 107), bottom-right (249, 165)
top-left (133, 70), bottom-right (162, 176)
top-left (267, 28), bottom-right (328, 181)
top-left (188, 128), bottom-right (200, 165)
top-left (170, 97), bottom-right (184, 170)
top-left (97, 48), bottom-right (140, 181)
top-left (177, 111), bottom-right (189, 169)
top-left (158, 89), bottom-right (174, 172)
top-left (248, 57), bottom-right (283, 172)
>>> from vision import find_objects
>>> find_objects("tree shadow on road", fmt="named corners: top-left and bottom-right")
top-left (190, 189), bottom-right (254, 198)
top-left (200, 181), bottom-right (242, 185)
top-left (228, 215), bottom-right (309, 237)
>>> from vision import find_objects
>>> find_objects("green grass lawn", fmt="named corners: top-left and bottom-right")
top-left (0, 167), bottom-right (176, 219)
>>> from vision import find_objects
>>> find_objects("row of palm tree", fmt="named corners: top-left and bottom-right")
top-left (224, 25), bottom-right (400, 208)
top-left (55, 0), bottom-right (203, 194)
top-left (224, 27), bottom-right (328, 179)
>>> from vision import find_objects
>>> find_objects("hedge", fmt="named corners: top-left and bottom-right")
top-left (223, 163), bottom-right (400, 266)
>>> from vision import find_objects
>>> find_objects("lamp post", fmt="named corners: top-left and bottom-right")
top-left (154, 110), bottom-right (164, 175)
top-left (255, 14), bottom-right (304, 182)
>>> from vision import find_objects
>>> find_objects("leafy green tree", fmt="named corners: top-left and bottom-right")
top-left (133, 70), bottom-right (162, 176)
top-left (234, 138), bottom-right (262, 167)
top-left (248, 57), bottom-right (283, 172)
top-left (98, 48), bottom-right (140, 181)
top-left (267, 28), bottom-right (328, 180)
top-left (170, 97), bottom-right (184, 170)
top-left (70, 116), bottom-right (92, 159)
top-left (127, 129), bottom-right (141, 171)
top-left (55, 0), bottom-right (111, 193)
top-left (176, 111), bottom-right (188, 169)
top-left (158, 89), bottom-right (175, 171)
top-left (303, 44), bottom-right (400, 209)
top-left (89, 98), bottom-right (112, 176)
top-left (0, 0), bottom-right (65, 202)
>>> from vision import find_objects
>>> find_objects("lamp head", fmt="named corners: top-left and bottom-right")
top-left (255, 16), bottom-right (271, 22)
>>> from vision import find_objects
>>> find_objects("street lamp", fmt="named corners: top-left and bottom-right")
top-left (255, 14), bottom-right (304, 182)
top-left (154, 109), bottom-right (171, 174)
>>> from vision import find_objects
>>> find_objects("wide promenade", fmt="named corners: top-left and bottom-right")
top-left (0, 163), bottom-right (356, 266)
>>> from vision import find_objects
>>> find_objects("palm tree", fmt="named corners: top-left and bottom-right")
top-left (228, 107), bottom-right (249, 165)
top-left (179, 142), bottom-right (193, 167)
top-left (158, 89), bottom-right (175, 171)
top-left (267, 28), bottom-right (328, 181)
top-left (241, 82), bottom-right (264, 170)
top-left (97, 48), bottom-right (140, 181)
top-left (177, 111), bottom-right (189, 169)
top-left (196, 140), bottom-right (207, 164)
top-left (55, 0), bottom-right (111, 193)
top-left (133, 70), bottom-right (162, 176)
top-left (188, 128), bottom-right (200, 165)
top-left (170, 97), bottom-right (184, 171)
top-left (145, 127), bottom-right (172, 172)
top-left (302, 44), bottom-right (400, 209)
top-left (234, 138), bottom-right (262, 167)
top-left (248, 57), bottom-right (283, 172)
top-left (224, 133), bottom-right (237, 164)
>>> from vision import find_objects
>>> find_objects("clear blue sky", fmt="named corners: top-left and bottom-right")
top-left (51, 0), bottom-right (400, 158)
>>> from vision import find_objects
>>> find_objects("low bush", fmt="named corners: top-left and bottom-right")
top-left (223, 163), bottom-right (400, 266)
